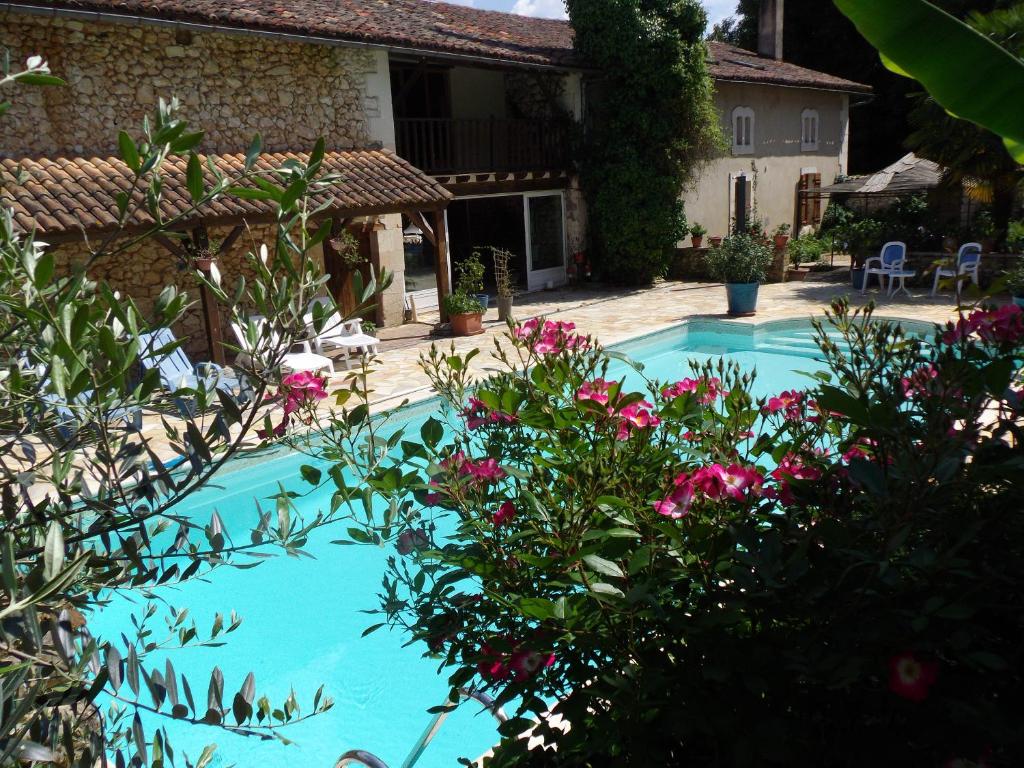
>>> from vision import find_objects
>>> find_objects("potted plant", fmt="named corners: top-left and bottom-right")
top-left (704, 232), bottom-right (774, 316)
top-left (445, 255), bottom-right (487, 335)
top-left (787, 235), bottom-right (823, 281)
top-left (459, 251), bottom-right (489, 311)
top-left (1005, 265), bottom-right (1024, 308)
top-left (490, 246), bottom-right (517, 322)
top-left (709, 235), bottom-right (723, 248)
top-left (843, 218), bottom-right (884, 290)
top-left (444, 291), bottom-right (485, 335)
top-left (690, 223), bottom-right (707, 249)
top-left (773, 223), bottom-right (791, 250)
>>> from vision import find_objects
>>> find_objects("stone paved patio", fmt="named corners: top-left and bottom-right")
top-left (360, 269), bottom-right (968, 413)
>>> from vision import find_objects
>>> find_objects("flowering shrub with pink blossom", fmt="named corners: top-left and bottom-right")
top-left (328, 301), bottom-right (1024, 766)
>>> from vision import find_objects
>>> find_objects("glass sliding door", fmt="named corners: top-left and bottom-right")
top-left (524, 192), bottom-right (567, 290)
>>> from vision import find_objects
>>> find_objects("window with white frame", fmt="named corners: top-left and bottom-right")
top-left (801, 109), bottom-right (820, 152)
top-left (732, 107), bottom-right (755, 155)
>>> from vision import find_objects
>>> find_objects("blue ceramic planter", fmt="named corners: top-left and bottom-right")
top-left (726, 282), bottom-right (759, 316)
top-left (851, 268), bottom-right (867, 291)
top-left (474, 293), bottom-right (491, 310)
top-left (1013, 295), bottom-right (1024, 309)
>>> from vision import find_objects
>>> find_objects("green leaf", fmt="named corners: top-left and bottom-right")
top-left (299, 465), bottom-right (322, 486)
top-left (588, 582), bottom-right (624, 598)
top-left (43, 521), bottom-right (64, 581)
top-left (582, 554), bottom-right (624, 578)
top-left (245, 134), bottom-right (263, 170)
top-left (16, 73), bottom-right (65, 86)
top-left (227, 186), bottom-right (276, 201)
top-left (833, 0), bottom-right (1024, 148)
top-left (118, 131), bottom-right (141, 172)
top-left (186, 153), bottom-right (204, 203)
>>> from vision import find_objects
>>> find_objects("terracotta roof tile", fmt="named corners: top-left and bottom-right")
top-left (23, 0), bottom-right (870, 90)
top-left (0, 148), bottom-right (452, 238)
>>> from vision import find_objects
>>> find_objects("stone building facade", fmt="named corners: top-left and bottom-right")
top-left (1, 12), bottom-right (381, 157)
top-left (2, 11), bottom-right (405, 358)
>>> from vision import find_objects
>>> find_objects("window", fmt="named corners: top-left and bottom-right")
top-left (801, 109), bottom-right (819, 152)
top-left (798, 170), bottom-right (822, 226)
top-left (732, 107), bottom-right (755, 155)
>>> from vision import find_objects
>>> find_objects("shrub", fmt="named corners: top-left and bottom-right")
top-left (1005, 264), bottom-right (1024, 296)
top-left (703, 232), bottom-right (773, 283)
top-left (339, 301), bottom-right (1024, 767)
top-left (0, 60), bottom-right (365, 765)
top-left (1006, 219), bottom-right (1024, 252)
top-left (443, 291), bottom-right (485, 316)
top-left (789, 234), bottom-right (825, 266)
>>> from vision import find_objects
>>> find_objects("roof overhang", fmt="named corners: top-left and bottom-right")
top-left (1, 148), bottom-right (452, 244)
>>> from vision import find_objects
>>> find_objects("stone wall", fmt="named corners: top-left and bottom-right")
top-left (53, 222), bottom-right (327, 360)
top-left (1, 12), bottom-right (379, 157)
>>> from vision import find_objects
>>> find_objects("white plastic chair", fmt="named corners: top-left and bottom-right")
top-left (931, 242), bottom-right (982, 297)
top-left (862, 242), bottom-right (913, 297)
top-left (230, 317), bottom-right (335, 377)
top-left (304, 298), bottom-right (380, 370)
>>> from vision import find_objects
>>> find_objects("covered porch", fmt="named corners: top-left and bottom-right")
top-left (0, 148), bottom-right (454, 361)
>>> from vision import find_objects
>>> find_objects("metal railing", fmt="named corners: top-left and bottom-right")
top-left (395, 117), bottom-right (571, 175)
top-left (333, 688), bottom-right (508, 768)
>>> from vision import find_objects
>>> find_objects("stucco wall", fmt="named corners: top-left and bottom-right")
top-left (682, 82), bottom-right (850, 240)
top-left (0, 12), bottom-right (385, 157)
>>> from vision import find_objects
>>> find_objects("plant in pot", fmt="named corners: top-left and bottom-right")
top-left (461, 250), bottom-right (489, 311)
top-left (709, 234), bottom-right (723, 248)
top-left (773, 222), bottom-right (791, 250)
top-left (787, 235), bottom-right (824, 281)
top-left (843, 218), bottom-right (884, 290)
top-left (1005, 265), bottom-right (1024, 308)
top-left (690, 223), bottom-right (707, 249)
top-left (490, 246), bottom-right (517, 322)
top-left (445, 255), bottom-right (487, 336)
top-left (704, 232), bottom-right (773, 316)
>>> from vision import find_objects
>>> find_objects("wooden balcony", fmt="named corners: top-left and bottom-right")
top-left (395, 117), bottom-right (571, 175)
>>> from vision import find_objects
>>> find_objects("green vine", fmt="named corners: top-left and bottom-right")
top-left (567, 0), bottom-right (721, 284)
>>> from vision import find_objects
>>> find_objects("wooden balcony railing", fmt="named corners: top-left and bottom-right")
top-left (395, 117), bottom-right (571, 175)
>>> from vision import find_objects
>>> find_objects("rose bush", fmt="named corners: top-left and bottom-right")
top-left (326, 302), bottom-right (1024, 766)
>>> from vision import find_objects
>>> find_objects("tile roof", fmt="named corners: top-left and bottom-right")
top-left (22, 0), bottom-right (870, 89)
top-left (706, 42), bottom-right (870, 94)
top-left (0, 148), bottom-right (452, 238)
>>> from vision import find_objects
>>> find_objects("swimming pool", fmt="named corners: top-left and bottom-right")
top-left (89, 316), bottom-right (935, 768)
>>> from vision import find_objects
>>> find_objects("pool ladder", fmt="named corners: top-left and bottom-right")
top-left (335, 688), bottom-right (508, 768)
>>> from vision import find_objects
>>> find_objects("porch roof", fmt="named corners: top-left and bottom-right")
top-left (0, 147), bottom-right (452, 241)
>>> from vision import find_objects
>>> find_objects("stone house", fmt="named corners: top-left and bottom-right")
top-left (0, 0), bottom-right (867, 358)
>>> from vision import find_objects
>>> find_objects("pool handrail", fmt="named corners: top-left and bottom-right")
top-left (335, 750), bottom-right (390, 768)
top-left (332, 688), bottom-right (507, 768)
top-left (401, 687), bottom-right (508, 768)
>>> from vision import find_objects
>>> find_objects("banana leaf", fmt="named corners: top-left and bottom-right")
top-left (834, 0), bottom-right (1024, 162)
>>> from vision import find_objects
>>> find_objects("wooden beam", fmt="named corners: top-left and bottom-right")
top-left (190, 225), bottom-right (226, 366)
top-left (407, 210), bottom-right (437, 247)
top-left (217, 224), bottom-right (245, 256)
top-left (153, 233), bottom-right (188, 261)
top-left (434, 209), bottom-right (451, 323)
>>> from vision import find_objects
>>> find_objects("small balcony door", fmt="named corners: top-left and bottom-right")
top-left (524, 192), bottom-right (567, 290)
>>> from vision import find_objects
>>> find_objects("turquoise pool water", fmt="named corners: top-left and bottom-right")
top-left (89, 317), bottom-right (933, 768)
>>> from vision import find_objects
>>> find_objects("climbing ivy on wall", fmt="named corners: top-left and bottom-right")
top-left (567, 0), bottom-right (721, 284)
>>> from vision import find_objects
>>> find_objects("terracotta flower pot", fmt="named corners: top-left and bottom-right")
top-left (709, 236), bottom-right (723, 247)
top-left (774, 235), bottom-right (790, 250)
top-left (691, 235), bottom-right (704, 249)
top-left (787, 267), bottom-right (811, 282)
top-left (450, 312), bottom-right (484, 336)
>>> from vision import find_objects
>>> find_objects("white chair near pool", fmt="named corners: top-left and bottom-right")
top-left (230, 317), bottom-right (335, 377)
top-left (931, 242), bottom-right (982, 298)
top-left (304, 298), bottom-right (380, 370)
top-left (862, 241), bottom-right (913, 297)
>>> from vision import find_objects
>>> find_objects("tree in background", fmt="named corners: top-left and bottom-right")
top-left (568, 0), bottom-right (720, 285)
top-left (905, 6), bottom-right (1024, 243)
top-left (709, 0), bottom-right (1013, 174)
